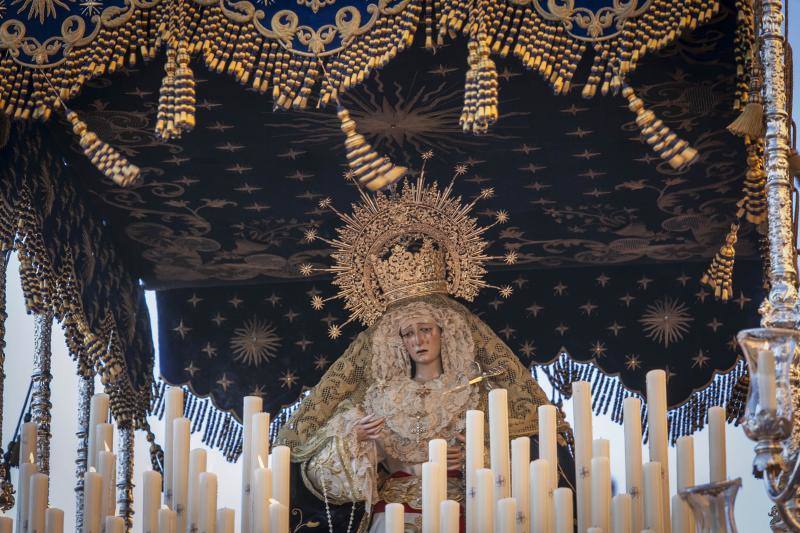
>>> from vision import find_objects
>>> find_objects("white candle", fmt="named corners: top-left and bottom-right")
top-left (188, 449), bottom-right (207, 533)
top-left (587, 528), bottom-right (603, 533)
top-left (17, 461), bottom-right (37, 533)
top-left (465, 410), bottom-right (484, 533)
top-left (27, 473), bottom-right (47, 533)
top-left (172, 418), bottom-right (190, 533)
top-left (20, 423), bottom-right (37, 470)
top-left (676, 436), bottom-right (695, 533)
top-left (163, 387), bottom-right (184, 509)
top-left (44, 508), bottom-right (63, 533)
top-left (97, 451), bottom-right (116, 518)
top-left (104, 517), bottom-right (124, 533)
top-left (268, 502), bottom-right (288, 533)
top-left (623, 397), bottom-right (644, 533)
top-left (708, 406), bottom-right (727, 483)
top-left (0, 516), bottom-right (13, 533)
top-left (95, 424), bottom-right (114, 472)
top-left (198, 473), bottom-right (218, 533)
top-left (87, 394), bottom-right (109, 472)
top-left (428, 439), bottom-right (447, 466)
top-left (142, 471), bottom-right (162, 533)
top-left (251, 413), bottom-right (270, 485)
top-left (643, 462), bottom-right (664, 533)
top-left (385, 503), bottom-right (404, 533)
top-left (538, 405), bottom-right (558, 489)
top-left (216, 509), bottom-right (234, 533)
top-left (591, 457), bottom-right (611, 533)
top-left (670, 495), bottom-right (682, 533)
top-left (612, 494), bottom-right (632, 533)
top-left (593, 438), bottom-right (610, 459)
top-left (422, 461), bottom-right (445, 533)
top-left (496, 497), bottom-right (516, 533)
top-left (488, 389), bottom-right (511, 501)
top-left (758, 351), bottom-right (778, 412)
top-left (572, 381), bottom-right (593, 533)
top-left (553, 487), bottom-right (574, 533)
top-left (530, 459), bottom-right (552, 533)
top-left (83, 470), bottom-right (102, 533)
top-left (646, 370), bottom-right (671, 533)
top-left (242, 396), bottom-right (263, 533)
top-left (271, 446), bottom-right (290, 509)
top-left (475, 469), bottom-right (494, 532)
top-left (253, 466), bottom-right (271, 533)
top-left (440, 500), bottom-right (459, 533)
top-left (511, 436), bottom-right (530, 532)
top-left (158, 508), bottom-right (177, 533)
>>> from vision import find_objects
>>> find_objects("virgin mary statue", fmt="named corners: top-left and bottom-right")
top-left (277, 174), bottom-right (574, 532)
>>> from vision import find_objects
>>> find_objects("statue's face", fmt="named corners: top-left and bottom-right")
top-left (399, 315), bottom-right (442, 367)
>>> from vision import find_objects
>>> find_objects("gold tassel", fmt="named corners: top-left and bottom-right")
top-left (66, 110), bottom-right (141, 187)
top-left (156, 39), bottom-right (195, 140)
top-left (156, 45), bottom-right (179, 140)
top-left (460, 31), bottom-right (498, 134)
top-left (727, 102), bottom-right (764, 138)
top-left (736, 136), bottom-right (767, 224)
top-left (621, 81), bottom-right (698, 170)
top-left (338, 106), bottom-right (407, 191)
top-left (700, 222), bottom-right (739, 301)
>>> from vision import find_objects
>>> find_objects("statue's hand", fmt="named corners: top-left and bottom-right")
top-left (354, 414), bottom-right (385, 442)
top-left (447, 433), bottom-right (466, 471)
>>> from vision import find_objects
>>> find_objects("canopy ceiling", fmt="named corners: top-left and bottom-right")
top-left (52, 2), bottom-right (757, 291)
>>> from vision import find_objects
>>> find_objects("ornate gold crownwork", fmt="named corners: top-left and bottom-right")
top-left (304, 161), bottom-right (514, 332)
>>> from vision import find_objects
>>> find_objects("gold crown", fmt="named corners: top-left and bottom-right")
top-left (301, 157), bottom-right (517, 338)
top-left (370, 239), bottom-right (448, 305)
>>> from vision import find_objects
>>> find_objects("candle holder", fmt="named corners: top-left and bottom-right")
top-left (679, 478), bottom-right (741, 533)
top-left (736, 327), bottom-right (800, 529)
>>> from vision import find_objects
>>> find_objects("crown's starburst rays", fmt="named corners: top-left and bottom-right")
top-left (638, 297), bottom-right (694, 347)
top-left (306, 160), bottom-right (506, 329)
top-left (229, 318), bottom-right (282, 366)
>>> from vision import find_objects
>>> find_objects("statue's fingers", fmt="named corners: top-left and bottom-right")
top-left (455, 433), bottom-right (466, 443)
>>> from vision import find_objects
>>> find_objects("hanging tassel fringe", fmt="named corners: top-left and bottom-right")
top-left (700, 222), bottom-right (739, 301)
top-left (546, 352), bottom-right (748, 444)
top-left (621, 82), bottom-right (699, 170)
top-left (149, 380), bottom-right (309, 462)
top-left (66, 110), bottom-right (141, 187)
top-left (158, 350), bottom-right (749, 460)
top-left (337, 106), bottom-right (408, 191)
top-left (737, 136), bottom-right (768, 224)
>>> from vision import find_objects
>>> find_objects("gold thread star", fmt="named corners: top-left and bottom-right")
top-left (454, 164), bottom-right (469, 176)
top-left (519, 340), bottom-right (536, 358)
top-left (480, 187), bottom-right (495, 199)
top-left (173, 320), bottom-right (191, 339)
top-left (216, 374), bottom-right (233, 391)
top-left (184, 362), bottom-right (199, 377)
top-left (311, 295), bottom-right (324, 310)
top-left (319, 198), bottom-right (332, 209)
top-left (303, 228), bottom-right (318, 243)
top-left (279, 370), bottom-right (299, 389)
top-left (496, 210), bottom-right (509, 224)
top-left (300, 264), bottom-right (313, 276)
top-left (421, 150), bottom-right (434, 160)
top-left (328, 324), bottom-right (342, 339)
top-left (691, 349), bottom-right (710, 368)
top-left (504, 251), bottom-right (518, 265)
top-left (499, 286), bottom-right (513, 298)
top-left (314, 354), bottom-right (329, 370)
top-left (625, 354), bottom-right (642, 370)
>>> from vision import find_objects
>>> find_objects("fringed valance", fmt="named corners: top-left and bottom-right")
top-left (0, 125), bottom-right (155, 426)
top-left (0, 0), bottom-right (730, 126)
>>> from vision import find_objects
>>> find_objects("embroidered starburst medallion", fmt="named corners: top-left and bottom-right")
top-left (229, 317), bottom-right (282, 366)
top-left (638, 296), bottom-right (693, 347)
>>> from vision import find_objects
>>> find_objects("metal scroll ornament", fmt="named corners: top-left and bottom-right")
top-left (514, 0), bottom-right (653, 40)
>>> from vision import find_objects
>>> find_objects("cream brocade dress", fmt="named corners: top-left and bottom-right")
top-left (277, 295), bottom-right (571, 532)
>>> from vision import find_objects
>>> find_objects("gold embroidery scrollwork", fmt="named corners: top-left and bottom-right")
top-left (511, 0), bottom-right (653, 41)
top-left (250, 0), bottom-right (408, 57)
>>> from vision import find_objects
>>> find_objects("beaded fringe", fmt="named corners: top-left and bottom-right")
top-left (155, 352), bottom-right (748, 462)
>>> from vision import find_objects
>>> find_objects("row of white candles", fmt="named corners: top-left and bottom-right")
top-left (408, 369), bottom-right (729, 533)
top-left (158, 388), bottom-right (291, 533)
top-left (9, 394), bottom-right (117, 533)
